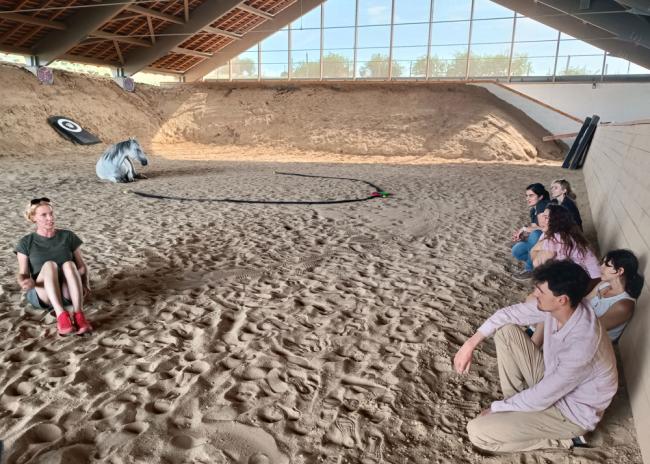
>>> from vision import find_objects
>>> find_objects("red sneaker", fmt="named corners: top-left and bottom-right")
top-left (74, 311), bottom-right (93, 335)
top-left (57, 312), bottom-right (74, 336)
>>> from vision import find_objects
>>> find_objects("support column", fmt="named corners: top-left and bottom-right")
top-left (507, 12), bottom-right (517, 81)
top-left (319, 3), bottom-right (324, 80)
top-left (25, 55), bottom-right (54, 85)
top-left (425, 0), bottom-right (434, 80)
top-left (112, 67), bottom-right (135, 91)
top-left (288, 23), bottom-right (293, 80)
top-left (465, 0), bottom-right (475, 80)
top-left (388, 0), bottom-right (396, 80)
top-left (552, 31), bottom-right (561, 82)
top-left (353, 0), bottom-right (359, 80)
top-left (258, 43), bottom-right (262, 81)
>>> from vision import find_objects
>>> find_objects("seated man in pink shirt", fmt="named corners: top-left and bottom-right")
top-left (454, 260), bottom-right (618, 452)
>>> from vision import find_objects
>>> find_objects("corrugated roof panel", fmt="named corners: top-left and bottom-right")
top-left (213, 9), bottom-right (266, 35)
top-left (151, 52), bottom-right (203, 72)
top-left (179, 33), bottom-right (233, 53)
top-left (0, 0), bottom-right (308, 73)
top-left (245, 0), bottom-right (296, 15)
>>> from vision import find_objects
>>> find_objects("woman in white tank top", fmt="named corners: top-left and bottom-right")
top-left (585, 249), bottom-right (644, 342)
top-left (529, 249), bottom-right (643, 347)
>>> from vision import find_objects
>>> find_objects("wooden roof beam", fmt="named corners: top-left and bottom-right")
top-left (31, 0), bottom-right (134, 65)
top-left (0, 12), bottom-right (66, 30)
top-left (236, 3), bottom-right (274, 20)
top-left (113, 40), bottom-right (125, 64)
top-left (173, 46), bottom-right (213, 58)
top-left (121, 0), bottom-right (245, 76)
top-left (202, 25), bottom-right (242, 40)
top-left (60, 53), bottom-right (120, 67)
top-left (125, 5), bottom-right (185, 25)
top-left (0, 43), bottom-right (31, 55)
top-left (114, 13), bottom-right (144, 22)
top-left (90, 31), bottom-right (152, 47)
top-left (146, 15), bottom-right (156, 44)
top-left (184, 0), bottom-right (325, 81)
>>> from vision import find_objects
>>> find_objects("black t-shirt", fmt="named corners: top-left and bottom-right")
top-left (15, 230), bottom-right (83, 278)
top-left (555, 197), bottom-right (583, 229)
top-left (529, 199), bottom-right (550, 225)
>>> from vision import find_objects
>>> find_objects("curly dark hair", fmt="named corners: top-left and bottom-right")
top-left (533, 259), bottom-right (590, 308)
top-left (544, 204), bottom-right (591, 258)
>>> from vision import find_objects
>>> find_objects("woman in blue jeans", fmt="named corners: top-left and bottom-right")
top-left (511, 183), bottom-right (550, 279)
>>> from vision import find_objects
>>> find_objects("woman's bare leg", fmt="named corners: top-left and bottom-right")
top-left (35, 261), bottom-right (66, 316)
top-left (61, 261), bottom-right (83, 312)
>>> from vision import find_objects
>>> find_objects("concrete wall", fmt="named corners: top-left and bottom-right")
top-left (505, 82), bottom-right (650, 124)
top-left (475, 82), bottom-right (650, 143)
top-left (583, 122), bottom-right (650, 463)
top-left (473, 83), bottom-right (582, 144)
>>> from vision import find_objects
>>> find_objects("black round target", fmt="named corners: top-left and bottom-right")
top-left (47, 116), bottom-right (101, 145)
top-left (57, 118), bottom-right (82, 133)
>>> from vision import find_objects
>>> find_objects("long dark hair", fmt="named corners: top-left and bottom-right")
top-left (602, 249), bottom-right (645, 299)
top-left (526, 183), bottom-right (550, 202)
top-left (545, 204), bottom-right (591, 258)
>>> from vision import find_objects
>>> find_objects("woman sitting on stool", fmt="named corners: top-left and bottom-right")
top-left (15, 198), bottom-right (93, 336)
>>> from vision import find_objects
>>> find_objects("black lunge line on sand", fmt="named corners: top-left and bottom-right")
top-left (130, 171), bottom-right (391, 205)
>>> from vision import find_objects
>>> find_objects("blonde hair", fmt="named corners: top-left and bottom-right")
top-left (551, 179), bottom-right (577, 200)
top-left (24, 200), bottom-right (53, 223)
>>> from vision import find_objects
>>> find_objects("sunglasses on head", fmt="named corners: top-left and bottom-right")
top-left (30, 197), bottom-right (51, 205)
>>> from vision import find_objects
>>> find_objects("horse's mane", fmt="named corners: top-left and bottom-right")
top-left (102, 139), bottom-right (139, 160)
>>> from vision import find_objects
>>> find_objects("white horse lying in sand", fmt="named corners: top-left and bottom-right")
top-left (96, 138), bottom-right (148, 183)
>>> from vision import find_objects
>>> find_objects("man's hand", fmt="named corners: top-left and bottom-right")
top-left (479, 407), bottom-right (492, 417)
top-left (454, 343), bottom-right (475, 374)
top-left (453, 332), bottom-right (486, 374)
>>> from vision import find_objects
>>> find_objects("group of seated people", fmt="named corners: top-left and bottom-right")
top-left (511, 179), bottom-right (583, 279)
top-left (454, 178), bottom-right (644, 453)
top-left (510, 179), bottom-right (643, 344)
top-left (14, 192), bottom-right (645, 454)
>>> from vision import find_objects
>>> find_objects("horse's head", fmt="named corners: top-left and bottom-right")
top-left (128, 138), bottom-right (148, 166)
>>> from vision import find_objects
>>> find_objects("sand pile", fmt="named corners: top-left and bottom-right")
top-left (152, 82), bottom-right (563, 163)
top-left (0, 64), bottom-right (161, 156)
top-left (0, 64), bottom-right (562, 163)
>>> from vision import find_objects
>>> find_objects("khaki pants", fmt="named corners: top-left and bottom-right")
top-left (467, 324), bottom-right (586, 452)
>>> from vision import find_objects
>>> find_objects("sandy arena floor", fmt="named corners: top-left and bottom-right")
top-left (0, 150), bottom-right (642, 464)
